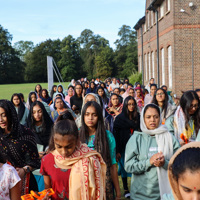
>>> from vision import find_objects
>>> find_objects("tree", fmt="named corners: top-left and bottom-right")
top-left (58, 35), bottom-right (83, 81)
top-left (0, 25), bottom-right (25, 84)
top-left (13, 40), bottom-right (34, 61)
top-left (94, 46), bottom-right (114, 79)
top-left (114, 25), bottom-right (138, 78)
top-left (24, 39), bottom-right (61, 82)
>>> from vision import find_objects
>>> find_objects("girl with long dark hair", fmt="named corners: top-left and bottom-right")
top-left (113, 96), bottom-right (140, 198)
top-left (79, 101), bottom-right (121, 199)
top-left (96, 86), bottom-right (109, 108)
top-left (11, 93), bottom-right (29, 126)
top-left (174, 90), bottom-right (200, 145)
top-left (70, 83), bottom-right (83, 115)
top-left (50, 85), bottom-right (57, 99)
top-left (41, 89), bottom-right (52, 105)
top-left (35, 84), bottom-right (42, 98)
top-left (0, 100), bottom-right (40, 195)
top-left (152, 88), bottom-right (177, 134)
top-left (40, 120), bottom-right (106, 200)
top-left (28, 101), bottom-right (54, 191)
top-left (26, 92), bottom-right (51, 115)
top-left (125, 104), bottom-right (180, 200)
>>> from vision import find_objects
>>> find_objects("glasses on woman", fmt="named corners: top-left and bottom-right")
top-left (190, 104), bottom-right (199, 109)
top-left (156, 92), bottom-right (164, 96)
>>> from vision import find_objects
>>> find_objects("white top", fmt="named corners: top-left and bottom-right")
top-left (0, 163), bottom-right (21, 200)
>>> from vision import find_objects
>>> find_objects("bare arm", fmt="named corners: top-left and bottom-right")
top-left (10, 182), bottom-right (21, 200)
top-left (110, 164), bottom-right (121, 199)
top-left (44, 175), bottom-right (52, 189)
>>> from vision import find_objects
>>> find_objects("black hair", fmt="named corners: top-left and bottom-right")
top-left (35, 84), bottom-right (42, 97)
top-left (50, 85), bottom-right (57, 99)
top-left (180, 90), bottom-right (200, 135)
top-left (171, 148), bottom-right (200, 181)
top-left (123, 96), bottom-right (139, 121)
top-left (41, 89), bottom-right (50, 99)
top-left (144, 89), bottom-right (149, 94)
top-left (0, 100), bottom-right (13, 133)
top-left (152, 88), bottom-right (169, 119)
top-left (56, 110), bottom-right (75, 122)
top-left (195, 89), bottom-right (200, 93)
top-left (113, 87), bottom-right (121, 93)
top-left (28, 101), bottom-right (53, 135)
top-left (79, 101), bottom-right (111, 164)
top-left (123, 78), bottom-right (129, 84)
top-left (96, 86), bottom-right (109, 105)
top-left (49, 120), bottom-right (79, 151)
top-left (89, 81), bottom-right (96, 91)
top-left (120, 88), bottom-right (125, 93)
top-left (28, 92), bottom-right (37, 106)
top-left (128, 83), bottom-right (133, 87)
top-left (18, 93), bottom-right (25, 102)
top-left (11, 93), bottom-right (25, 121)
top-left (161, 85), bottom-right (167, 90)
top-left (68, 85), bottom-right (74, 90)
top-left (143, 103), bottom-right (160, 117)
top-left (74, 83), bottom-right (83, 97)
top-left (0, 153), bottom-right (6, 163)
top-left (150, 84), bottom-right (157, 89)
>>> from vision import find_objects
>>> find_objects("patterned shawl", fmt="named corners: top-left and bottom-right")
top-left (52, 143), bottom-right (106, 200)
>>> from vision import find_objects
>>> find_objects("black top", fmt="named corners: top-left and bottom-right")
top-left (113, 112), bottom-right (140, 154)
top-left (70, 95), bottom-right (83, 114)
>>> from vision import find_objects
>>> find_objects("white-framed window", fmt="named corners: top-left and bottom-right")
top-left (167, 0), bottom-right (170, 11)
top-left (145, 54), bottom-right (148, 81)
top-left (144, 23), bottom-right (146, 32)
top-left (148, 53), bottom-right (151, 80)
top-left (160, 2), bottom-right (164, 17)
top-left (152, 51), bottom-right (155, 79)
top-left (168, 46), bottom-right (172, 88)
top-left (147, 12), bottom-right (150, 28)
top-left (151, 11), bottom-right (154, 26)
top-left (161, 48), bottom-right (165, 85)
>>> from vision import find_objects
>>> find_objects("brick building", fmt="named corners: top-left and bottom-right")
top-left (134, 0), bottom-right (200, 96)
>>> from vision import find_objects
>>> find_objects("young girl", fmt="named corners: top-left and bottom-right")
top-left (35, 84), bottom-right (42, 98)
top-left (113, 96), bottom-right (140, 198)
top-left (96, 86), bottom-right (109, 109)
top-left (40, 119), bottom-right (106, 200)
top-left (163, 142), bottom-right (200, 200)
top-left (144, 84), bottom-right (157, 105)
top-left (134, 87), bottom-right (144, 113)
top-left (79, 101), bottom-right (121, 199)
top-left (152, 88), bottom-right (177, 135)
top-left (0, 155), bottom-right (21, 200)
top-left (11, 93), bottom-right (29, 126)
top-left (41, 89), bottom-right (52, 105)
top-left (106, 93), bottom-right (123, 119)
top-left (70, 83), bottom-right (83, 115)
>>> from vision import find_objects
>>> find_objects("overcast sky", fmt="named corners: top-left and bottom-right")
top-left (1, 0), bottom-right (146, 48)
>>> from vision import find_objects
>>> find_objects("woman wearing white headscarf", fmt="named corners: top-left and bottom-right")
top-left (125, 103), bottom-right (180, 200)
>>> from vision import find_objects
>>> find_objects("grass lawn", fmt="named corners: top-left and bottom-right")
top-left (0, 82), bottom-right (69, 101)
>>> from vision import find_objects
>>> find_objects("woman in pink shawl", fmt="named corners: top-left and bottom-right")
top-left (134, 87), bottom-right (144, 113)
top-left (65, 86), bottom-right (74, 105)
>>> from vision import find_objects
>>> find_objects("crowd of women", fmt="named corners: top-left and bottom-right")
top-left (1, 77), bottom-right (200, 200)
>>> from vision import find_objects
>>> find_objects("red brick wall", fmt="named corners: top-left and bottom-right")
top-left (137, 0), bottom-right (200, 96)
